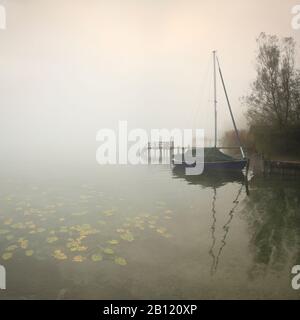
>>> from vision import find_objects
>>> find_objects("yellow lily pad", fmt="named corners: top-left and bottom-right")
top-left (70, 246), bottom-right (87, 252)
top-left (91, 254), bottom-right (103, 262)
top-left (25, 250), bottom-right (34, 257)
top-left (73, 255), bottom-right (85, 262)
top-left (52, 250), bottom-right (67, 260)
top-left (114, 257), bottom-right (127, 266)
top-left (2, 252), bottom-right (13, 260)
top-left (19, 239), bottom-right (29, 249)
top-left (46, 236), bottom-right (59, 244)
top-left (103, 248), bottom-right (114, 255)
top-left (120, 231), bottom-right (134, 242)
top-left (103, 209), bottom-right (114, 216)
top-left (59, 226), bottom-right (69, 233)
top-left (107, 240), bottom-right (119, 245)
top-left (156, 227), bottom-right (167, 234)
top-left (4, 218), bottom-right (13, 225)
top-left (6, 245), bottom-right (18, 252)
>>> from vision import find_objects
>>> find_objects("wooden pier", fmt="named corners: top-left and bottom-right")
top-left (263, 159), bottom-right (300, 175)
top-left (146, 141), bottom-right (183, 164)
top-left (249, 154), bottom-right (300, 176)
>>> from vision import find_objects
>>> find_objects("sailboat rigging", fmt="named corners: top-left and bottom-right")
top-left (173, 51), bottom-right (248, 173)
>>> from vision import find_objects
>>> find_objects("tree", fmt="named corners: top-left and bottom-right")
top-left (244, 33), bottom-right (300, 129)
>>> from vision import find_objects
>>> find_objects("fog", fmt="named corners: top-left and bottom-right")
top-left (0, 0), bottom-right (299, 170)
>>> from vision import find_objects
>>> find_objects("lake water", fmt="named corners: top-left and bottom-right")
top-left (0, 164), bottom-right (300, 299)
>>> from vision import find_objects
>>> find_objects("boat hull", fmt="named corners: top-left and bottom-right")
top-left (173, 159), bottom-right (247, 172)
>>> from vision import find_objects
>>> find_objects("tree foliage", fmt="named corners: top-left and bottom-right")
top-left (244, 33), bottom-right (300, 129)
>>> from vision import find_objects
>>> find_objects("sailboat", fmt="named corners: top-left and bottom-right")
top-left (173, 51), bottom-right (248, 173)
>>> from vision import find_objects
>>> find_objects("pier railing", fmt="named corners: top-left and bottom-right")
top-left (143, 142), bottom-right (248, 164)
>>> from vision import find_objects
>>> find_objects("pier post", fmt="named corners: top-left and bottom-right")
top-left (170, 140), bottom-right (174, 164)
top-left (148, 142), bottom-right (151, 164)
top-left (159, 140), bottom-right (163, 164)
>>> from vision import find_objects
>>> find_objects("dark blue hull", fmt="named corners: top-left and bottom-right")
top-left (173, 159), bottom-right (247, 172)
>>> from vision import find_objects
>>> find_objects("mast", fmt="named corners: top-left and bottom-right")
top-left (216, 55), bottom-right (246, 159)
top-left (213, 51), bottom-right (217, 148)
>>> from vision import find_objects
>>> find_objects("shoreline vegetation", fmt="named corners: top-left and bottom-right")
top-left (222, 33), bottom-right (300, 164)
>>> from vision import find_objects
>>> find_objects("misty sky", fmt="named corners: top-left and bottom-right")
top-left (0, 0), bottom-right (299, 167)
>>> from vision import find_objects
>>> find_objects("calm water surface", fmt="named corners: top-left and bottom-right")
top-left (0, 164), bottom-right (299, 299)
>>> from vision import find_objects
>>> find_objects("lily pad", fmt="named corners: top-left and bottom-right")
top-left (6, 245), bottom-right (18, 252)
top-left (103, 248), bottom-right (114, 255)
top-left (2, 252), bottom-right (13, 260)
top-left (73, 255), bottom-right (85, 262)
top-left (107, 240), bottom-right (119, 245)
top-left (91, 254), bottom-right (103, 262)
top-left (103, 210), bottom-right (114, 217)
top-left (114, 257), bottom-right (127, 266)
top-left (19, 239), bottom-right (29, 249)
top-left (25, 250), bottom-right (34, 257)
top-left (120, 231), bottom-right (134, 242)
top-left (4, 218), bottom-right (13, 225)
top-left (70, 245), bottom-right (87, 252)
top-left (52, 250), bottom-right (67, 260)
top-left (46, 236), bottom-right (59, 244)
top-left (156, 227), bottom-right (167, 234)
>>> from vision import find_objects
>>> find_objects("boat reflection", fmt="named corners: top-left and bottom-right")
top-left (209, 184), bottom-right (244, 274)
top-left (171, 166), bottom-right (247, 189)
top-left (172, 166), bottom-right (247, 275)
